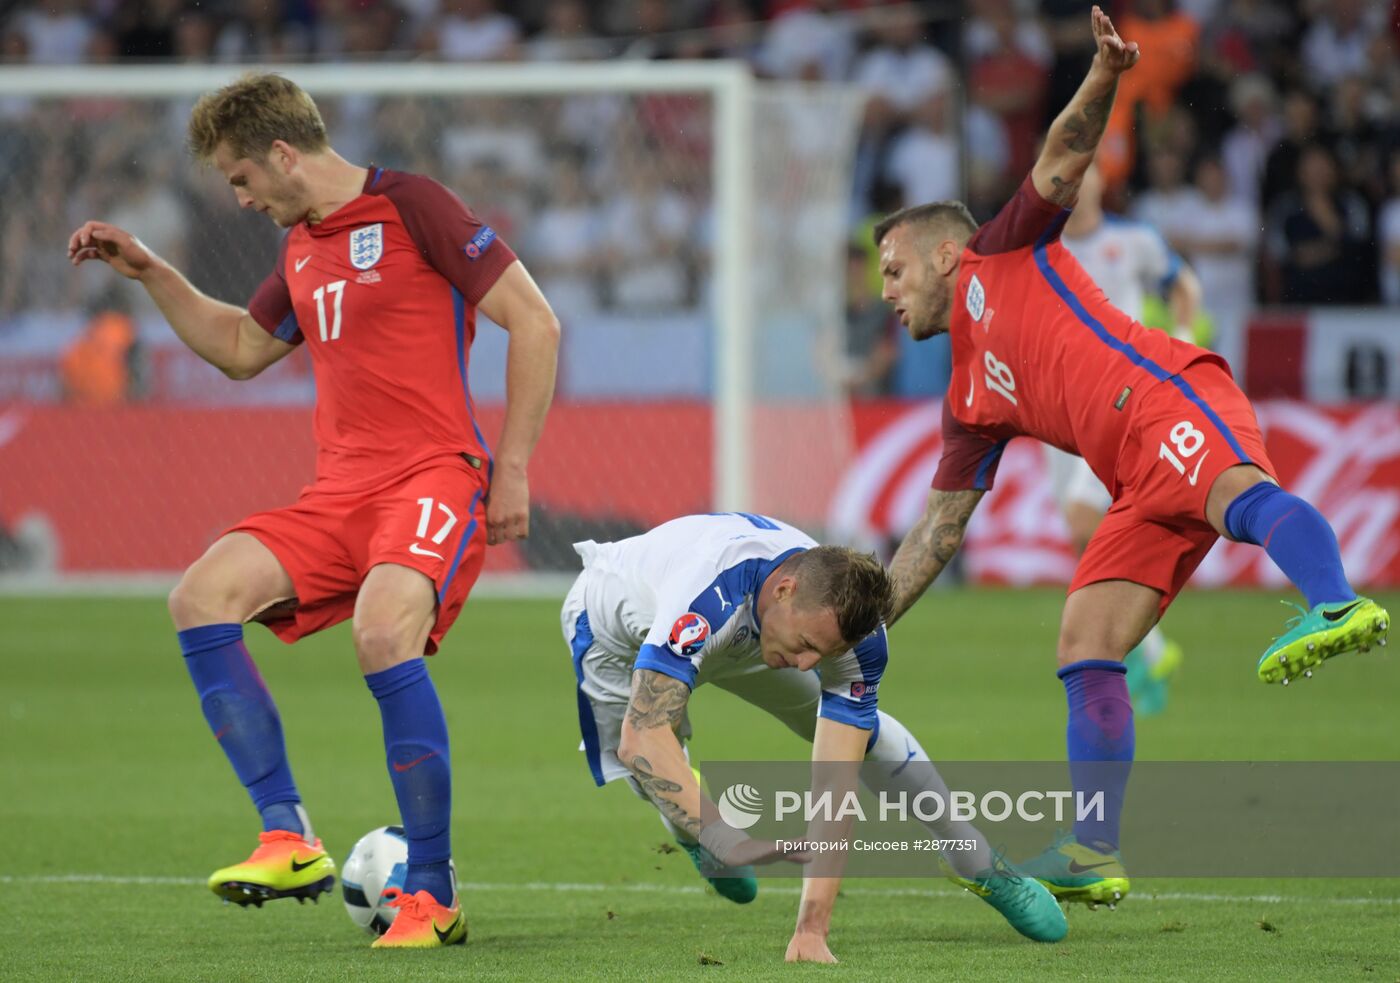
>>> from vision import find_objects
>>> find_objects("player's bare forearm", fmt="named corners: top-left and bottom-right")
top-left (479, 262), bottom-right (561, 543)
top-left (1032, 6), bottom-right (1139, 207)
top-left (618, 670), bottom-right (704, 839)
top-left (137, 263), bottom-right (250, 375)
top-left (787, 718), bottom-right (868, 961)
top-left (887, 488), bottom-right (984, 625)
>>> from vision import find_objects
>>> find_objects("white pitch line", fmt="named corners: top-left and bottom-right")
top-left (4, 874), bottom-right (1400, 906)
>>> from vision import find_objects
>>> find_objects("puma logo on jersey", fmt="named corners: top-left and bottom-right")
top-left (713, 586), bottom-right (731, 610)
top-left (966, 274), bottom-right (986, 322)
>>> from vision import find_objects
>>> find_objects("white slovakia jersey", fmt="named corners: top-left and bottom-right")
top-left (571, 512), bottom-right (886, 730)
top-left (1061, 213), bottom-right (1182, 320)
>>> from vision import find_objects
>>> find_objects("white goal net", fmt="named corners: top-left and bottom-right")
top-left (0, 63), bottom-right (866, 588)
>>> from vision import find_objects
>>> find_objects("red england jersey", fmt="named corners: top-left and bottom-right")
top-left (932, 173), bottom-right (1229, 498)
top-left (247, 167), bottom-right (517, 491)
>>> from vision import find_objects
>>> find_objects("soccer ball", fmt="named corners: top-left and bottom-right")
top-left (341, 826), bottom-right (410, 935)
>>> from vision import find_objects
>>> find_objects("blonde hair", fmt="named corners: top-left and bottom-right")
top-left (187, 73), bottom-right (329, 162)
top-left (787, 546), bottom-right (895, 644)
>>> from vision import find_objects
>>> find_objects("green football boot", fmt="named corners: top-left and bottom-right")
top-left (946, 854), bottom-right (1068, 942)
top-left (1018, 832), bottom-right (1129, 908)
top-left (679, 840), bottom-right (758, 904)
top-left (1125, 637), bottom-right (1183, 717)
top-left (1257, 597), bottom-right (1389, 685)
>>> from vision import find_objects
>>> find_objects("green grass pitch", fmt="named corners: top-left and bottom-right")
top-left (3, 588), bottom-right (1398, 981)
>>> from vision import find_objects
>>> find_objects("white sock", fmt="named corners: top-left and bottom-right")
top-left (863, 711), bottom-right (992, 877)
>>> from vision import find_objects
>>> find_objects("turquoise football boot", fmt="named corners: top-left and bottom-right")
top-left (1018, 831), bottom-right (1129, 908)
top-left (1257, 598), bottom-right (1389, 685)
top-left (946, 853), bottom-right (1068, 942)
top-left (679, 840), bottom-right (758, 904)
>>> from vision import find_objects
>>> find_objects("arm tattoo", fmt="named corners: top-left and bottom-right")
top-left (628, 754), bottom-right (703, 838)
top-left (1060, 90), bottom-right (1114, 155)
top-left (888, 489), bottom-right (983, 625)
top-left (625, 669), bottom-right (690, 731)
top-left (1046, 174), bottom-right (1080, 207)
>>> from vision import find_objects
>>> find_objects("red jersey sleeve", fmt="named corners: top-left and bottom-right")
top-left (375, 170), bottom-right (518, 306)
top-left (968, 172), bottom-right (1069, 256)
top-left (931, 398), bottom-right (1010, 491)
top-left (247, 234), bottom-right (303, 344)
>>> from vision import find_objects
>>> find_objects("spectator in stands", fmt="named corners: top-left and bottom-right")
top-left (1265, 144), bottom-right (1374, 304)
top-left (1131, 150), bottom-right (1196, 240)
top-left (967, 0), bottom-right (1051, 180)
top-left (214, 0), bottom-right (310, 61)
top-left (1097, 0), bottom-right (1199, 189)
top-left (964, 88), bottom-right (1014, 221)
top-left (1221, 73), bottom-right (1282, 204)
top-left (1329, 75), bottom-right (1385, 202)
top-left (13, 0), bottom-right (93, 64)
top-left (527, 156), bottom-right (606, 315)
top-left (60, 304), bottom-right (142, 407)
top-left (1039, 0), bottom-right (1098, 128)
top-left (618, 0), bottom-right (673, 61)
top-left (602, 154), bottom-right (693, 312)
top-left (759, 0), bottom-right (855, 82)
top-left (113, 0), bottom-right (188, 59)
top-left (1380, 151), bottom-right (1400, 304)
top-left (1261, 89), bottom-right (1330, 211)
top-left (529, 0), bottom-right (609, 61)
top-left (884, 92), bottom-right (958, 213)
top-left (827, 243), bottom-right (896, 398)
top-left (1170, 154), bottom-right (1260, 360)
top-left (1301, 0), bottom-right (1386, 89)
top-left (853, 5), bottom-right (953, 131)
top-left (430, 0), bottom-right (520, 61)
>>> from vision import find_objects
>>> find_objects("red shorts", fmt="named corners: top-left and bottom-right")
top-left (230, 460), bottom-right (488, 653)
top-left (1071, 359), bottom-right (1276, 616)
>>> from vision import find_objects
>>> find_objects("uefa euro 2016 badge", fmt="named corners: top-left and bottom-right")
top-left (349, 223), bottom-right (384, 271)
top-left (966, 274), bottom-right (986, 322)
top-left (667, 612), bottom-right (710, 657)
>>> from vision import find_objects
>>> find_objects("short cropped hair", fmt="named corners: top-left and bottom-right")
top-left (188, 73), bottom-right (329, 162)
top-left (788, 546), bottom-right (895, 644)
top-left (872, 201), bottom-right (979, 250)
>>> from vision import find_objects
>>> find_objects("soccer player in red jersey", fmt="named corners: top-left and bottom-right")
top-left (873, 8), bottom-right (1388, 905)
top-left (67, 75), bottom-right (560, 948)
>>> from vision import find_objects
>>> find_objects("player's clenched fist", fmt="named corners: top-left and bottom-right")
top-left (67, 221), bottom-right (156, 280)
top-left (485, 467), bottom-right (530, 545)
top-left (1089, 5), bottom-right (1139, 74)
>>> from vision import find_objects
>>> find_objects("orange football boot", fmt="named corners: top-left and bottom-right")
top-left (371, 888), bottom-right (468, 948)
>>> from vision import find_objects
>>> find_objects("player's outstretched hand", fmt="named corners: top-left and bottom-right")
top-left (67, 221), bottom-right (156, 280)
top-left (785, 932), bottom-right (838, 964)
top-left (1090, 4), bottom-right (1139, 74)
top-left (485, 466), bottom-right (529, 545)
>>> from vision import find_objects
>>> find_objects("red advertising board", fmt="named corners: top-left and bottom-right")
top-left (1, 400), bottom-right (1398, 587)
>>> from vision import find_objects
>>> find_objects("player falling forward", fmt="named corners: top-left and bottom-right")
top-left (1053, 161), bottom-right (1204, 715)
top-left (562, 512), bottom-right (1067, 963)
top-left (68, 74), bottom-right (560, 949)
top-left (873, 7), bottom-right (1388, 907)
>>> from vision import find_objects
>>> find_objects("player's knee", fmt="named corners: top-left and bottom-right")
top-left (353, 621), bottom-right (417, 674)
top-left (168, 567), bottom-right (235, 630)
top-left (1056, 625), bottom-right (1130, 666)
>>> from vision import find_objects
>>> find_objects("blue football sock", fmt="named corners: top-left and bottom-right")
top-left (1059, 660), bottom-right (1134, 853)
top-left (178, 624), bottom-right (304, 836)
top-left (1223, 482), bottom-right (1355, 608)
top-left (366, 658), bottom-right (454, 905)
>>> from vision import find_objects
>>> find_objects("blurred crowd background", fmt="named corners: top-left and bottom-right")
top-left (1, 0), bottom-right (1398, 405)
